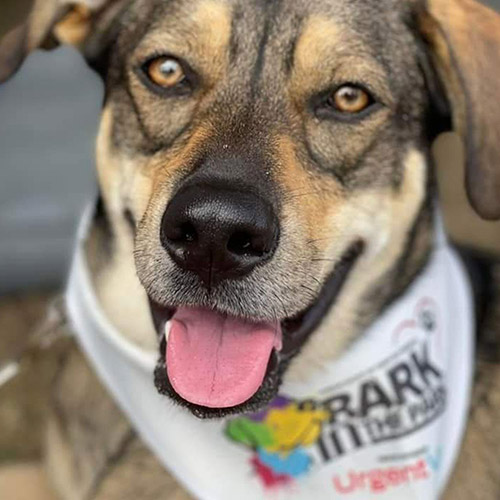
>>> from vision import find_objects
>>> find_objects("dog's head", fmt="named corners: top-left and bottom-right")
top-left (2, 0), bottom-right (500, 418)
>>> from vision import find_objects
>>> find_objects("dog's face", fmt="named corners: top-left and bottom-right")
top-left (114, 0), bottom-right (432, 417)
top-left (2, 0), bottom-right (500, 418)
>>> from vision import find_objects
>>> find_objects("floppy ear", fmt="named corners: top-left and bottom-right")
top-left (0, 0), bottom-right (118, 83)
top-left (417, 0), bottom-right (500, 220)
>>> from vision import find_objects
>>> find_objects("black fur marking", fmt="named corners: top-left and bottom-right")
top-left (124, 208), bottom-right (136, 234)
top-left (250, 0), bottom-right (283, 96)
top-left (229, 5), bottom-right (243, 64)
top-left (412, 32), bottom-right (452, 141)
top-left (93, 196), bottom-right (114, 259)
top-left (250, 21), bottom-right (271, 95)
top-left (121, 81), bottom-right (194, 156)
top-left (394, 197), bottom-right (433, 286)
top-left (301, 128), bottom-right (346, 187)
top-left (123, 83), bottom-right (157, 145)
top-left (84, 0), bottom-right (133, 79)
top-left (281, 240), bottom-right (364, 357)
top-left (284, 15), bottom-right (303, 76)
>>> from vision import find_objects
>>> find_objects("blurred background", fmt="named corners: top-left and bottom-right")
top-left (0, 0), bottom-right (499, 498)
top-left (0, 0), bottom-right (101, 294)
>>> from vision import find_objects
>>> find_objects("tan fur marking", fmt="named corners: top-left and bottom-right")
top-left (293, 16), bottom-right (344, 93)
top-left (294, 16), bottom-right (343, 65)
top-left (287, 148), bottom-right (427, 380)
top-left (191, 0), bottom-right (232, 58)
top-left (53, 5), bottom-right (92, 46)
top-left (274, 136), bottom-right (343, 250)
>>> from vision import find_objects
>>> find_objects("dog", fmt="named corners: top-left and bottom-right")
top-left (1, 0), bottom-right (500, 498)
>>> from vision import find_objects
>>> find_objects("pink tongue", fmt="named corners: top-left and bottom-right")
top-left (166, 307), bottom-right (282, 408)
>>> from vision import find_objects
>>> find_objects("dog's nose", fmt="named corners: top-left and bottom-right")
top-left (161, 184), bottom-right (279, 286)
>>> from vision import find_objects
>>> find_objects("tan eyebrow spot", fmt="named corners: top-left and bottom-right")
top-left (191, 0), bottom-right (232, 56)
top-left (294, 16), bottom-right (344, 85)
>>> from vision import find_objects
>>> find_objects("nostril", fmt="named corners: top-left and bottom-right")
top-left (227, 231), bottom-right (266, 258)
top-left (180, 222), bottom-right (197, 243)
top-left (167, 221), bottom-right (198, 245)
top-left (161, 184), bottom-right (280, 285)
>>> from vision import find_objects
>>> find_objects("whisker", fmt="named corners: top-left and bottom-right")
top-left (271, 290), bottom-right (290, 318)
top-left (300, 284), bottom-right (317, 295)
top-left (306, 237), bottom-right (331, 246)
top-left (308, 275), bottom-right (322, 286)
top-left (285, 191), bottom-right (323, 202)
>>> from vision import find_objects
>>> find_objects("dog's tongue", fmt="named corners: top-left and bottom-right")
top-left (166, 307), bottom-right (282, 408)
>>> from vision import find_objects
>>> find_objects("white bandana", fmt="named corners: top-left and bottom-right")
top-left (66, 212), bottom-right (474, 500)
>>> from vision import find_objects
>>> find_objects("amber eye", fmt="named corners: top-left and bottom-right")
top-left (145, 56), bottom-right (186, 89)
top-left (329, 85), bottom-right (371, 114)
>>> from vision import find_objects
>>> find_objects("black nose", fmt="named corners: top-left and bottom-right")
top-left (160, 184), bottom-right (279, 287)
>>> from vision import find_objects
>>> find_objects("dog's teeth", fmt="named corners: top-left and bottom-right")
top-left (164, 321), bottom-right (172, 342)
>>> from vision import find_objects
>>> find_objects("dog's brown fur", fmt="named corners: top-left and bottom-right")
top-left (1, 0), bottom-right (500, 497)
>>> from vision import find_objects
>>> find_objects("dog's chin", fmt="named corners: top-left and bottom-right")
top-left (149, 240), bottom-right (364, 419)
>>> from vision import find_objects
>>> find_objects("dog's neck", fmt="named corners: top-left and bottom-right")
top-left (84, 186), bottom-right (435, 382)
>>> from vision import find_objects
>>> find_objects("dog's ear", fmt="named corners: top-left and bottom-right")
top-left (0, 0), bottom-right (122, 83)
top-left (416, 0), bottom-right (500, 220)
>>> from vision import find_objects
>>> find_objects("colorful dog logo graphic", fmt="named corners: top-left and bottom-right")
top-left (225, 396), bottom-right (330, 488)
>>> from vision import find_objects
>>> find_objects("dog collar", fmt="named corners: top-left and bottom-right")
top-left (66, 211), bottom-right (474, 500)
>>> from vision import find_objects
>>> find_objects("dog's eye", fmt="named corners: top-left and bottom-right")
top-left (313, 83), bottom-right (379, 121)
top-left (328, 85), bottom-right (372, 114)
top-left (145, 56), bottom-right (187, 89)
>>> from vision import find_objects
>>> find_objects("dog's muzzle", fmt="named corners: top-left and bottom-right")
top-left (145, 180), bottom-right (364, 418)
